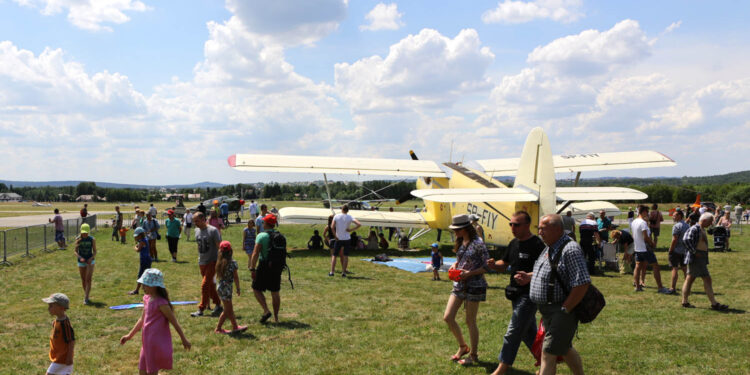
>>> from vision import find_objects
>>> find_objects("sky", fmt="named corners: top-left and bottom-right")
top-left (1, 0), bottom-right (749, 185)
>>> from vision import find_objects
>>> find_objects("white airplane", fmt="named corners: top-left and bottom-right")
top-left (227, 127), bottom-right (675, 246)
top-left (32, 201), bottom-right (52, 207)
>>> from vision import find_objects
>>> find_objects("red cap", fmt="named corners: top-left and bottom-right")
top-left (262, 214), bottom-right (277, 226)
top-left (219, 240), bottom-right (232, 252)
top-left (167, 209), bottom-right (174, 215)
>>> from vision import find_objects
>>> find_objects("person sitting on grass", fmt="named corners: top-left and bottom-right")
top-left (43, 293), bottom-right (75, 375)
top-left (307, 229), bottom-right (324, 250)
top-left (74, 224), bottom-right (96, 305)
top-left (214, 241), bottom-right (247, 334)
top-left (681, 213), bottom-right (729, 311)
top-left (378, 232), bottom-right (389, 250)
top-left (129, 227), bottom-right (152, 295)
top-left (366, 230), bottom-right (379, 250)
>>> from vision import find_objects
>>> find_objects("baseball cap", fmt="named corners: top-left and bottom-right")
top-left (80, 223), bottom-right (90, 234)
top-left (42, 293), bottom-right (70, 309)
top-left (219, 240), bottom-right (232, 252)
top-left (431, 243), bottom-right (439, 248)
top-left (262, 214), bottom-right (277, 226)
top-left (137, 268), bottom-right (165, 288)
top-left (133, 227), bottom-right (146, 237)
top-left (167, 209), bottom-right (174, 215)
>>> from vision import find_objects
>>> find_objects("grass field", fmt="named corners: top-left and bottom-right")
top-left (0, 220), bottom-right (748, 374)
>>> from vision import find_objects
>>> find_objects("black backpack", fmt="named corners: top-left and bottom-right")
top-left (265, 231), bottom-right (294, 289)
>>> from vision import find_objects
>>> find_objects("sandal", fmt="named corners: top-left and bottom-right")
top-left (458, 354), bottom-right (478, 366)
top-left (681, 302), bottom-right (695, 308)
top-left (711, 303), bottom-right (729, 311)
top-left (450, 345), bottom-right (470, 361)
top-left (231, 325), bottom-right (248, 334)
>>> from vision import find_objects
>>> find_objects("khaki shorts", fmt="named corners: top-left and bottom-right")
top-left (539, 303), bottom-right (578, 356)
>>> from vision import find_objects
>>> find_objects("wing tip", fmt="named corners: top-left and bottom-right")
top-left (227, 154), bottom-right (236, 167)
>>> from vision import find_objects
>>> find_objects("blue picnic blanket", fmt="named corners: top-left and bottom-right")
top-left (363, 257), bottom-right (456, 273)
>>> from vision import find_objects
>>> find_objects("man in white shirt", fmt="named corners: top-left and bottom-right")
top-left (631, 205), bottom-right (668, 293)
top-left (183, 209), bottom-right (194, 241)
top-left (331, 204), bottom-right (361, 277)
top-left (249, 200), bottom-right (259, 220)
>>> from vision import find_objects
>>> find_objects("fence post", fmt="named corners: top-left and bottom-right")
top-left (1, 231), bottom-right (11, 266)
top-left (22, 227), bottom-right (29, 258)
top-left (44, 224), bottom-right (47, 250)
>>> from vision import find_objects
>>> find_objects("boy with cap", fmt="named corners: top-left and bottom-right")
top-left (43, 293), bottom-right (75, 375)
top-left (250, 214), bottom-right (283, 323)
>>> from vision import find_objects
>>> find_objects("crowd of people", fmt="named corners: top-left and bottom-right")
top-left (41, 200), bottom-right (743, 375)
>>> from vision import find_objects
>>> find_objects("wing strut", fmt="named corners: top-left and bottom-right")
top-left (484, 202), bottom-right (511, 222)
top-left (323, 173), bottom-right (335, 215)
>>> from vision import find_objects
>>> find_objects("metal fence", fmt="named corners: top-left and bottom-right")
top-left (1, 215), bottom-right (97, 266)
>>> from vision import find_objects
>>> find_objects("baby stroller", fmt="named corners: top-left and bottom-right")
top-left (711, 226), bottom-right (729, 252)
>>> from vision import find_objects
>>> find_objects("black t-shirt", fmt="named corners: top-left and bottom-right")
top-left (619, 230), bottom-right (633, 246)
top-left (501, 235), bottom-right (546, 293)
top-left (310, 235), bottom-right (323, 248)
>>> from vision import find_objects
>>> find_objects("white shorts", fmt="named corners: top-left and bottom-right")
top-left (47, 362), bottom-right (73, 374)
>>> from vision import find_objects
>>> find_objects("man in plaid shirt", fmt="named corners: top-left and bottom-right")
top-left (680, 213), bottom-right (729, 310)
top-left (515, 214), bottom-right (589, 375)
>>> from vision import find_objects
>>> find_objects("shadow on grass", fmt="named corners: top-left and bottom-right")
top-left (227, 331), bottom-right (257, 340)
top-left (269, 320), bottom-right (311, 330)
top-left (87, 301), bottom-right (108, 308)
top-left (724, 308), bottom-right (745, 314)
top-left (470, 359), bottom-right (536, 374)
top-left (345, 275), bottom-right (374, 280)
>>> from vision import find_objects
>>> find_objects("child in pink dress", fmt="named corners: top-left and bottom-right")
top-left (120, 268), bottom-right (190, 374)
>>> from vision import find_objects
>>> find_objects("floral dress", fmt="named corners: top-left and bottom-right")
top-left (217, 260), bottom-right (238, 301)
top-left (452, 237), bottom-right (489, 301)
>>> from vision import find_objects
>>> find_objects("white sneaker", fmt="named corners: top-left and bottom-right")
top-left (657, 287), bottom-right (670, 294)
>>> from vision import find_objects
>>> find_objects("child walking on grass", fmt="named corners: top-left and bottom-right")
top-left (74, 224), bottom-right (96, 305)
top-left (120, 268), bottom-right (191, 375)
top-left (242, 220), bottom-right (256, 269)
top-left (119, 226), bottom-right (129, 244)
top-left (215, 241), bottom-right (247, 334)
top-left (431, 243), bottom-right (443, 281)
top-left (43, 293), bottom-right (75, 375)
top-left (129, 228), bottom-right (152, 295)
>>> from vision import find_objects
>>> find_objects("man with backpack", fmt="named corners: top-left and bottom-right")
top-left (250, 214), bottom-right (286, 323)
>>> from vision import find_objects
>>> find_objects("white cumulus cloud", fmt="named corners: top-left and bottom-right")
top-left (13, 0), bottom-right (150, 32)
top-left (225, 0), bottom-right (348, 46)
top-left (335, 28), bottom-right (494, 114)
top-left (360, 3), bottom-right (404, 31)
top-left (527, 19), bottom-right (653, 76)
top-left (482, 0), bottom-right (583, 24)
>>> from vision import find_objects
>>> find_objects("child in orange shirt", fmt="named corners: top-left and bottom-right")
top-left (43, 293), bottom-right (75, 375)
top-left (119, 226), bottom-right (129, 244)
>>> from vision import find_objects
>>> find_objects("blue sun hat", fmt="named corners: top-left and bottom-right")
top-left (431, 243), bottom-right (439, 248)
top-left (137, 268), bottom-right (165, 288)
top-left (133, 227), bottom-right (145, 237)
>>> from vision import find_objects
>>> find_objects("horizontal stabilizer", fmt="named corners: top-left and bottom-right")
top-left (558, 201), bottom-right (621, 219)
top-left (411, 188), bottom-right (538, 203)
top-left (278, 207), bottom-right (429, 229)
top-left (229, 154), bottom-right (446, 177)
top-left (477, 151), bottom-right (676, 175)
top-left (556, 187), bottom-right (647, 201)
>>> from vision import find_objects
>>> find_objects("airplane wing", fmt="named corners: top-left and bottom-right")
top-left (558, 201), bottom-right (621, 219)
top-left (556, 187), bottom-right (647, 201)
top-left (476, 151), bottom-right (676, 175)
top-left (278, 207), bottom-right (429, 229)
top-left (410, 188), bottom-right (538, 203)
top-left (228, 154), bottom-right (446, 177)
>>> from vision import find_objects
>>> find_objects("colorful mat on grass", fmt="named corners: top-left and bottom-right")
top-left (110, 301), bottom-right (198, 310)
top-left (363, 257), bottom-right (456, 273)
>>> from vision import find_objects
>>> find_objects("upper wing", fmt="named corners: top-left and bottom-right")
top-left (410, 188), bottom-right (538, 203)
top-left (228, 154), bottom-right (446, 177)
top-left (278, 207), bottom-right (429, 228)
top-left (556, 187), bottom-right (647, 201)
top-left (477, 151), bottom-right (676, 175)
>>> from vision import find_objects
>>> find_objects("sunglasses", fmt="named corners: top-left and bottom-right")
top-left (509, 222), bottom-right (528, 227)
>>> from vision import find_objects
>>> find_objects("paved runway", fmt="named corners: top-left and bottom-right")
top-left (0, 212), bottom-right (114, 228)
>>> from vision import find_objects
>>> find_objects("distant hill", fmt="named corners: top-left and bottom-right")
top-left (556, 170), bottom-right (750, 187)
top-left (0, 180), bottom-right (226, 189)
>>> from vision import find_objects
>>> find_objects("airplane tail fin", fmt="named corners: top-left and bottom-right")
top-left (691, 194), bottom-right (701, 208)
top-left (513, 127), bottom-right (556, 217)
